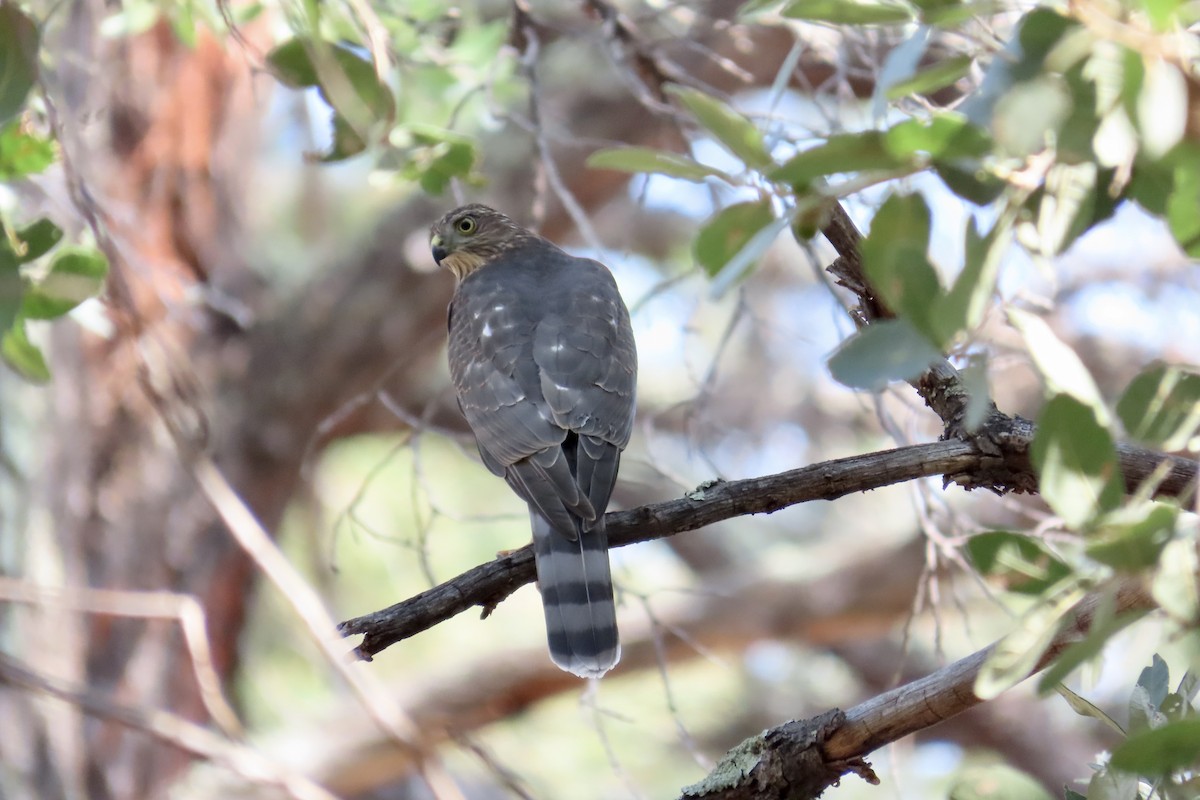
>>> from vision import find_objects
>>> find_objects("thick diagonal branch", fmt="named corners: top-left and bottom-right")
top-left (680, 578), bottom-right (1155, 799)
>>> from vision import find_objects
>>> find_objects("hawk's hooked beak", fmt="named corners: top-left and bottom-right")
top-left (430, 233), bottom-right (448, 265)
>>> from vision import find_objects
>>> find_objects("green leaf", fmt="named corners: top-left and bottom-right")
top-left (22, 246), bottom-right (108, 320)
top-left (1118, 363), bottom-right (1200, 450)
top-left (1008, 308), bottom-right (1107, 417)
top-left (10, 218), bottom-right (63, 263)
top-left (965, 531), bottom-right (1071, 595)
top-left (1153, 538), bottom-right (1200, 624)
top-left (861, 193), bottom-right (944, 345)
top-left (0, 4), bottom-right (39, 126)
top-left (1030, 395), bottom-right (1122, 529)
top-left (885, 55), bottom-right (973, 99)
top-left (780, 0), bottom-right (914, 24)
top-left (975, 583), bottom-right (1087, 699)
top-left (1037, 606), bottom-right (1145, 691)
top-left (1142, 0), bottom-right (1183, 29)
top-left (1055, 684), bottom-right (1127, 737)
top-left (934, 162), bottom-right (1005, 204)
top-left (936, 215), bottom-right (1011, 344)
top-left (665, 85), bottom-right (772, 170)
top-left (1, 318), bottom-right (49, 383)
top-left (0, 262), bottom-right (21, 334)
top-left (827, 317), bottom-right (943, 390)
top-left (885, 113), bottom-right (992, 160)
top-left (0, 119), bottom-right (55, 179)
top-left (1086, 503), bottom-right (1175, 570)
top-left (1165, 144), bottom-right (1200, 257)
top-left (991, 75), bottom-right (1072, 157)
top-left (403, 125), bottom-right (477, 195)
top-left (948, 764), bottom-right (1054, 800)
top-left (1138, 654), bottom-right (1171, 709)
top-left (1022, 163), bottom-right (1120, 257)
top-left (708, 216), bottom-right (791, 297)
top-left (1110, 719), bottom-right (1200, 773)
top-left (769, 131), bottom-right (907, 188)
top-left (586, 147), bottom-right (733, 184)
top-left (1085, 768), bottom-right (1138, 800)
top-left (694, 199), bottom-right (776, 278)
top-left (266, 37), bottom-right (394, 161)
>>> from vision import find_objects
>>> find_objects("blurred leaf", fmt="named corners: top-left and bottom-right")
top-left (937, 213), bottom-right (1011, 341)
top-left (1086, 503), bottom-right (1175, 570)
top-left (708, 216), bottom-right (791, 297)
top-left (1142, 0), bottom-right (1183, 29)
top-left (404, 125), bottom-right (477, 195)
top-left (1, 317), bottom-right (49, 383)
top-left (991, 75), bottom-right (1071, 157)
top-left (0, 119), bottom-right (55, 179)
top-left (827, 318), bottom-right (942, 390)
top-left (1138, 59), bottom-right (1187, 158)
top-left (1138, 654), bottom-right (1171, 709)
top-left (1062, 790), bottom-right (1086, 800)
top-left (1008, 308), bottom-right (1107, 417)
top-left (948, 764), bottom-right (1054, 800)
top-left (960, 354), bottom-right (991, 432)
top-left (934, 162), bottom-right (1005, 204)
top-left (965, 531), bottom-right (1071, 595)
top-left (1178, 670), bottom-right (1199, 703)
top-left (448, 20), bottom-right (508, 68)
top-left (666, 85), bottom-right (772, 170)
top-left (1086, 768), bottom-right (1138, 800)
top-left (976, 583), bottom-right (1087, 699)
top-left (873, 26), bottom-right (930, 119)
top-left (267, 37), bottom-right (394, 161)
top-left (10, 218), bottom-right (63, 263)
top-left (780, 0), bottom-right (914, 24)
top-left (886, 55), bottom-right (973, 99)
top-left (789, 196), bottom-right (835, 240)
top-left (885, 113), bottom-right (992, 160)
top-left (1111, 719), bottom-right (1200, 773)
top-left (1117, 363), bottom-right (1200, 450)
top-left (22, 246), bottom-right (108, 320)
top-left (1030, 395), bottom-right (1122, 529)
top-left (769, 131), bottom-right (907, 188)
top-left (1038, 606), bottom-right (1145, 691)
top-left (694, 199), bottom-right (776, 278)
top-left (0, 261), bottom-right (21, 334)
top-left (586, 147), bottom-right (732, 184)
top-left (861, 193), bottom-right (944, 343)
top-left (1153, 538), bottom-right (1200, 624)
top-left (1129, 680), bottom-right (1165, 734)
top-left (1165, 144), bottom-right (1200, 257)
top-left (1055, 684), bottom-right (1127, 737)
top-left (1029, 162), bottom-right (1107, 257)
top-left (0, 4), bottom-right (39, 126)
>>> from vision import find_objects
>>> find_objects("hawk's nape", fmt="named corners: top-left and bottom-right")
top-left (431, 204), bottom-right (637, 678)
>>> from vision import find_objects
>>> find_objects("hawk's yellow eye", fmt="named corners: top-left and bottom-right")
top-left (456, 217), bottom-right (477, 235)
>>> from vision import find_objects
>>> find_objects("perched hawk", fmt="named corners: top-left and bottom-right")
top-left (430, 204), bottom-right (638, 678)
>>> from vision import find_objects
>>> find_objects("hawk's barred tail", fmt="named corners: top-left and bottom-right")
top-left (531, 512), bottom-right (620, 678)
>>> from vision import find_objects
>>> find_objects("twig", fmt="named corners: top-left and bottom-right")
top-left (0, 653), bottom-right (339, 800)
top-left (0, 579), bottom-right (242, 738)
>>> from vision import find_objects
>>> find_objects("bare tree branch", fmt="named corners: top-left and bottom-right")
top-left (680, 578), bottom-right (1155, 799)
top-left (0, 653), bottom-right (339, 800)
top-left (340, 439), bottom-right (1195, 659)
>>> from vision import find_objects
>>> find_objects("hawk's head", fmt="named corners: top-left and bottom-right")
top-left (430, 204), bottom-right (535, 280)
